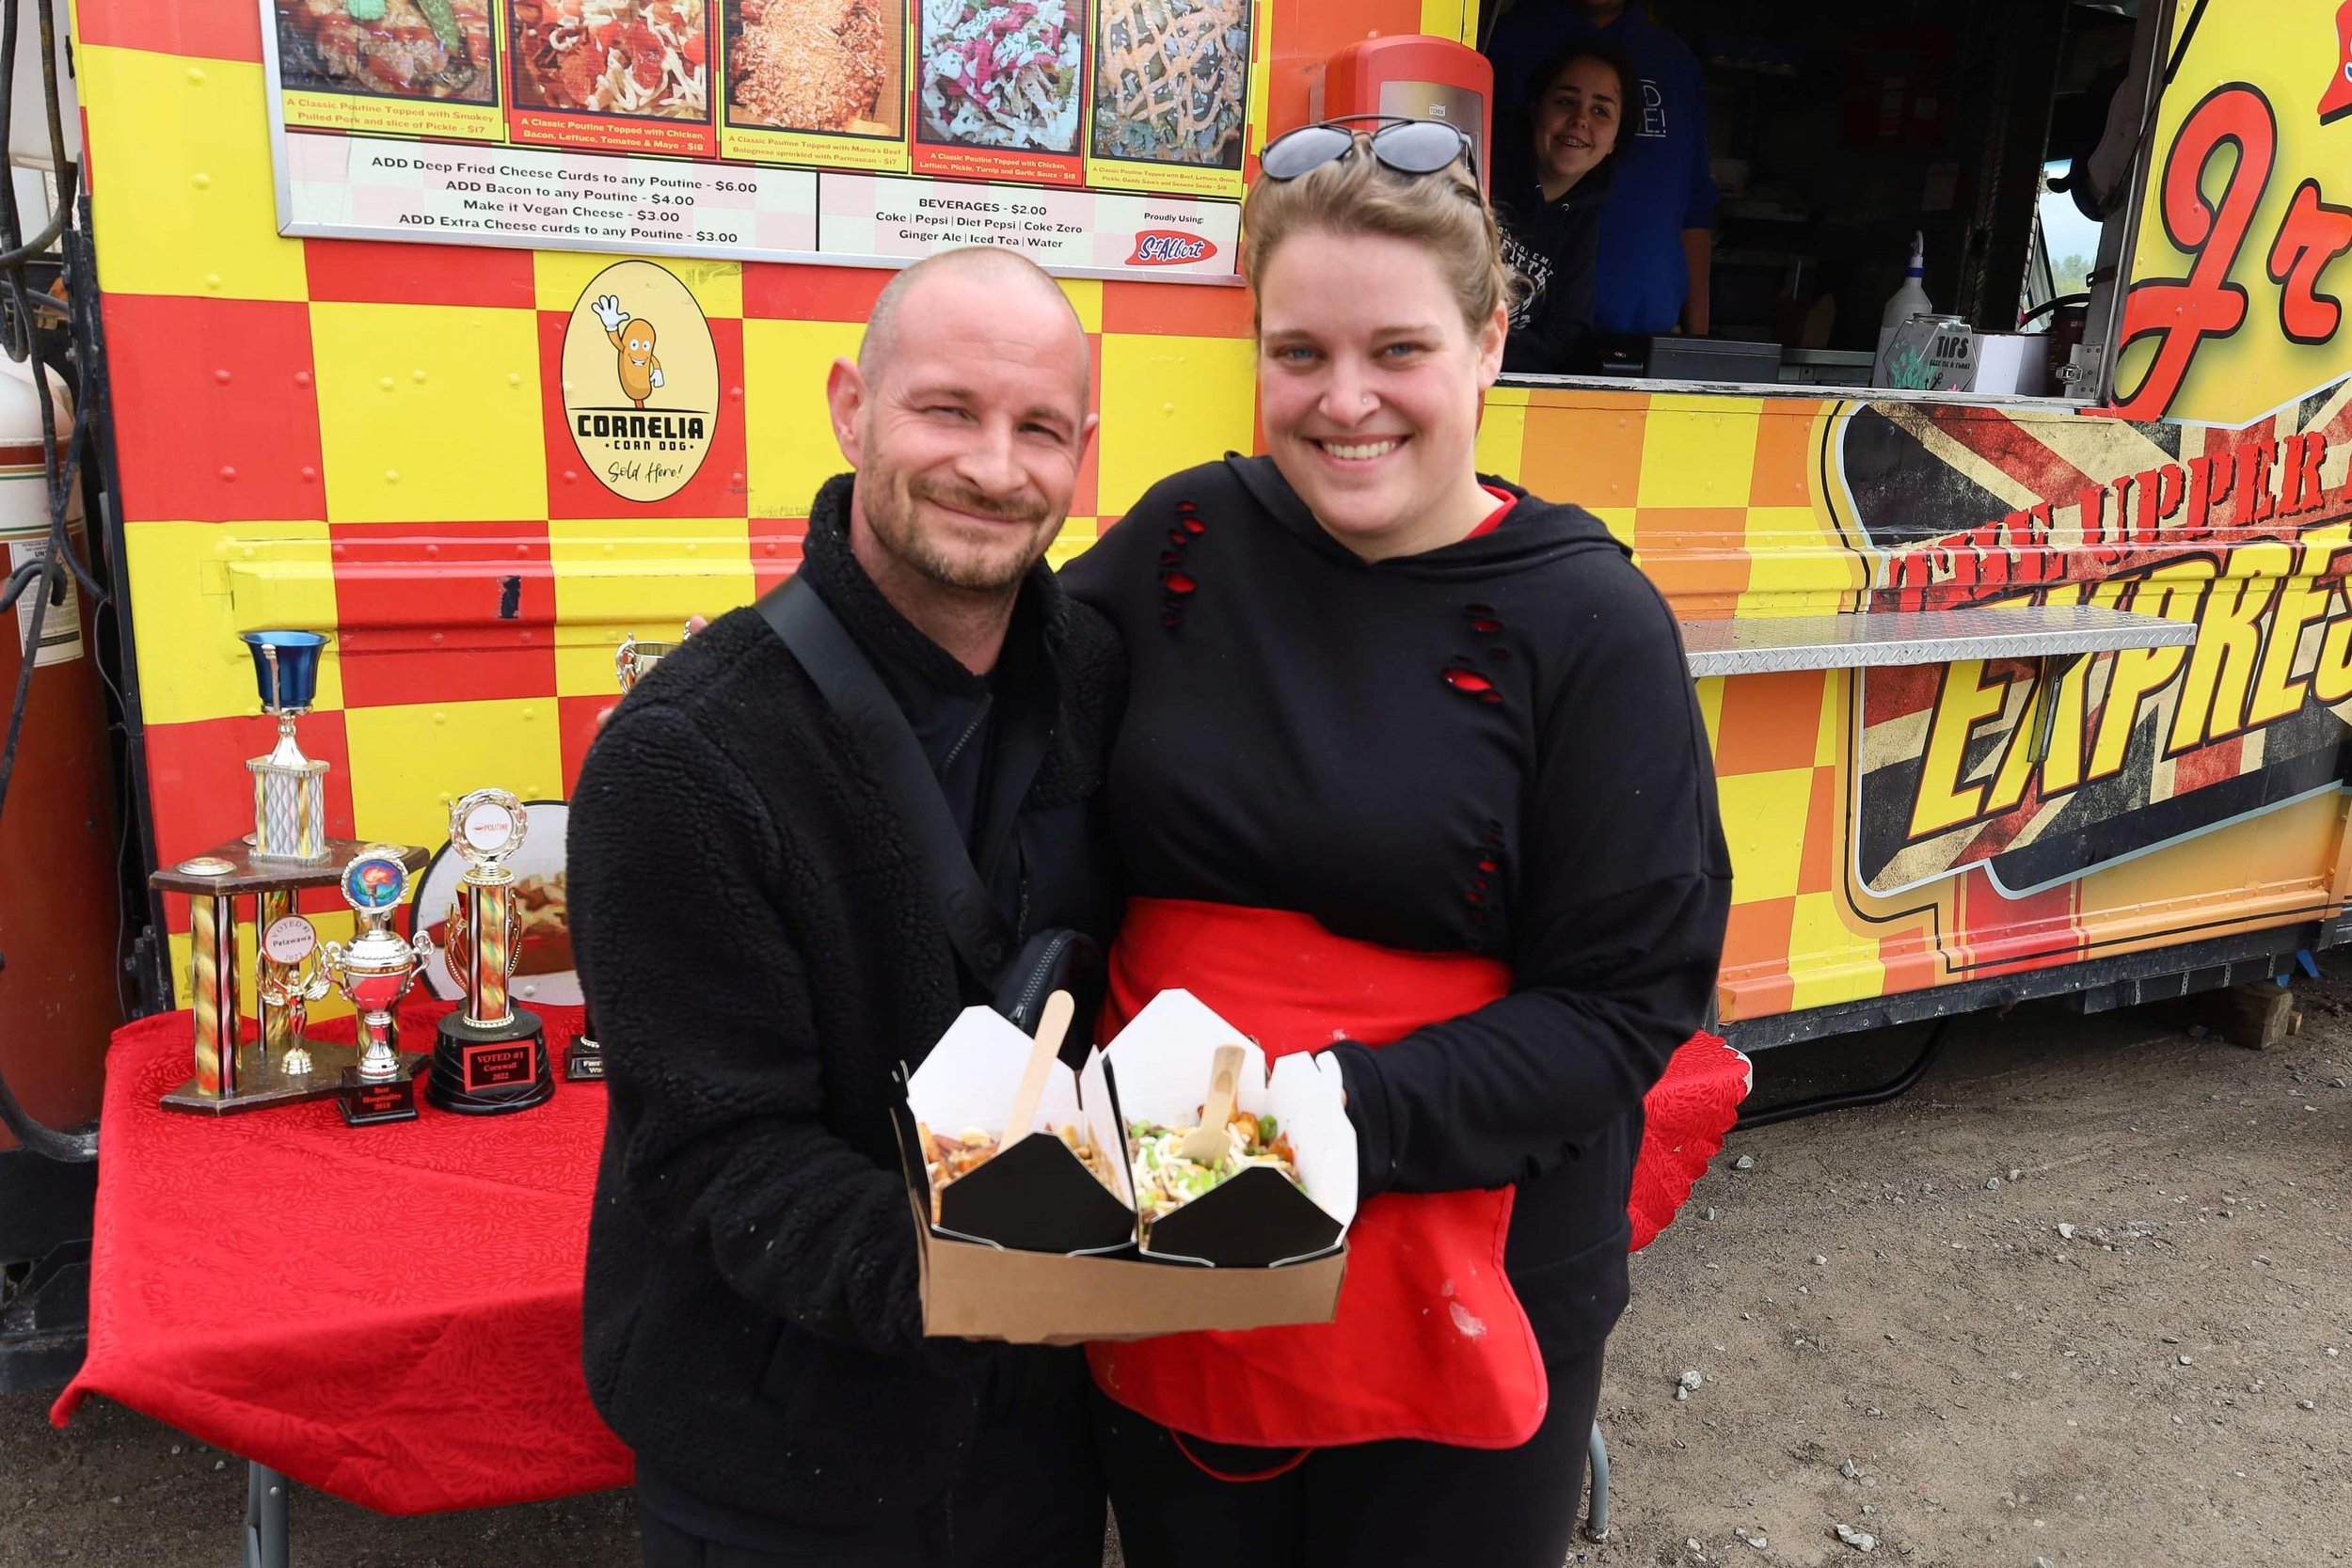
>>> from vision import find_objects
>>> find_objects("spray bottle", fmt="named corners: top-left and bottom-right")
top-left (1871, 232), bottom-right (1933, 388)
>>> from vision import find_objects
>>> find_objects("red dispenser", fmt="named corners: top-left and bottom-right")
top-left (1308, 37), bottom-right (1495, 193)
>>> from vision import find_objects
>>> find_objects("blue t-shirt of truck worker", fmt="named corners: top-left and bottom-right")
top-left (1486, 3), bottom-right (1718, 336)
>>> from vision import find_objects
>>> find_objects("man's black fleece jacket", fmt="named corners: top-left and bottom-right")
top-left (568, 473), bottom-right (1123, 1528)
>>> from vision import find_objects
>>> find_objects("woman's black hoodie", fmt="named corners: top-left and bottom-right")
top-left (1497, 162), bottom-right (1613, 375)
top-left (1061, 456), bottom-right (1731, 1356)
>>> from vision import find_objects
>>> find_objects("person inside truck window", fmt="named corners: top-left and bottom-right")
top-left (1486, 0), bottom-right (1717, 338)
top-left (1060, 119), bottom-right (1731, 1567)
top-left (1496, 37), bottom-right (1637, 373)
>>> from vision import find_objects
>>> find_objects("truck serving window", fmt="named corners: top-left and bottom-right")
top-left (1483, 0), bottom-right (2164, 403)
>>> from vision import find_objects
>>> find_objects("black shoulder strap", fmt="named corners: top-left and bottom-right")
top-left (755, 576), bottom-right (1018, 989)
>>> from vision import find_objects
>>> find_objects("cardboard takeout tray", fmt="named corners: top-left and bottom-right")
top-left (915, 1225), bottom-right (1347, 1342)
top-left (898, 1006), bottom-right (1135, 1257)
top-left (893, 992), bottom-right (1359, 1341)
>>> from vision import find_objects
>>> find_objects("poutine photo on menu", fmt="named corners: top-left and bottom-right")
top-left (510, 0), bottom-right (709, 119)
top-left (275, 0), bottom-right (498, 103)
top-left (1091, 0), bottom-right (1248, 168)
top-left (918, 0), bottom-right (1083, 151)
top-left (724, 0), bottom-right (896, 133)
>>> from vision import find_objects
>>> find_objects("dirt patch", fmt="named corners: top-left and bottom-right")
top-left (0, 1390), bottom-right (634, 1565)
top-left (1600, 988), bottom-right (2352, 1567)
top-left (4, 990), bottom-right (2348, 1566)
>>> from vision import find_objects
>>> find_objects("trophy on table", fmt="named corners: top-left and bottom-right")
top-left (242, 630), bottom-right (332, 864)
top-left (614, 634), bottom-right (678, 694)
top-left (256, 912), bottom-right (332, 1077)
top-left (153, 628), bottom-right (431, 1115)
top-left (321, 846), bottom-right (433, 1126)
top-left (425, 788), bottom-right (555, 1114)
top-left (564, 629), bottom-right (685, 1084)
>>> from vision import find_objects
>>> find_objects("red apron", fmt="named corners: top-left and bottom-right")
top-left (1087, 897), bottom-right (1549, 1449)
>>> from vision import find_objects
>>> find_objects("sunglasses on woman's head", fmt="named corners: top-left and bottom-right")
top-left (1259, 117), bottom-right (1479, 185)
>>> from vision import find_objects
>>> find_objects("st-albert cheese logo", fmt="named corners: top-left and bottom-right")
top-left (563, 260), bottom-right (717, 503)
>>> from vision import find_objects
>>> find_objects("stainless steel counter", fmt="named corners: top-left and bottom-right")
top-left (1678, 604), bottom-right (2198, 677)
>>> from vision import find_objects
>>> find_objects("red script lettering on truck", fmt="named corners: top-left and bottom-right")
top-left (2110, 85), bottom-right (2275, 420)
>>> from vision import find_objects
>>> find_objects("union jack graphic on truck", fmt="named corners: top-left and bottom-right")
top-left (1837, 383), bottom-right (2352, 897)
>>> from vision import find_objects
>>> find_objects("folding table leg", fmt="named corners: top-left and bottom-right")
top-left (1584, 1422), bottom-right (1611, 1541)
top-left (243, 1461), bottom-right (289, 1568)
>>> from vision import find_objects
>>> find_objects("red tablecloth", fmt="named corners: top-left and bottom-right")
top-left (51, 1003), bottom-right (633, 1514)
top-left (49, 1006), bottom-right (1745, 1513)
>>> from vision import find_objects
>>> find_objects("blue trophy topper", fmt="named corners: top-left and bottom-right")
top-left (321, 844), bottom-right (435, 1119)
top-left (240, 629), bottom-right (329, 716)
top-left (239, 630), bottom-right (333, 863)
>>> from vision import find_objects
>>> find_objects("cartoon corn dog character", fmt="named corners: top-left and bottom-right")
top-left (590, 293), bottom-right (665, 409)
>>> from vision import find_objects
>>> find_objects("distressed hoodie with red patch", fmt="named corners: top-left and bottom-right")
top-left (1060, 452), bottom-right (1731, 1356)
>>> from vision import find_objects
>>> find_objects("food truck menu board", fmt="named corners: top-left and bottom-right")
top-left (262, 0), bottom-right (1265, 281)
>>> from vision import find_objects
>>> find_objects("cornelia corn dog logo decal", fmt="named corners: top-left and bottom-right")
top-left (1834, 386), bottom-right (2352, 897)
top-left (563, 260), bottom-right (716, 503)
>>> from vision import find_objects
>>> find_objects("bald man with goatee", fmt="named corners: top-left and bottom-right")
top-left (570, 247), bottom-right (1122, 1568)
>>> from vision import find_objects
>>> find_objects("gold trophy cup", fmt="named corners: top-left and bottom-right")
top-left (321, 847), bottom-right (432, 1126)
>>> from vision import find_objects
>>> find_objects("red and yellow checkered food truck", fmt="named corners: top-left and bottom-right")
top-left (6, 0), bottom-right (2352, 1227)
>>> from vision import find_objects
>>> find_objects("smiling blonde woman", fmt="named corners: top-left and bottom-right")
top-left (1061, 119), bottom-right (1732, 1567)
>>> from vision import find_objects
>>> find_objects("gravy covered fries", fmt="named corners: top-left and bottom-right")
top-left (726, 0), bottom-right (892, 133)
top-left (918, 1120), bottom-right (1120, 1224)
top-left (1127, 1108), bottom-right (1303, 1222)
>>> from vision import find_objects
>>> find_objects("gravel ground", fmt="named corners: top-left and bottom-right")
top-left (4, 985), bottom-right (2347, 1566)
top-left (1602, 984), bottom-right (2352, 1568)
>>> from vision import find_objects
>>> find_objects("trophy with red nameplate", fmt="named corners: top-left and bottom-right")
top-left (424, 787), bottom-right (555, 1114)
top-left (321, 847), bottom-right (432, 1126)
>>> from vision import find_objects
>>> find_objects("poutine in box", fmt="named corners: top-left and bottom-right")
top-left (889, 996), bottom-right (1352, 1343)
top-left (894, 1006), bottom-right (1135, 1257)
top-left (1099, 990), bottom-right (1356, 1269)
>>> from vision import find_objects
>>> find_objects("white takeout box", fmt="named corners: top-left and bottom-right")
top-left (1099, 989), bottom-right (1358, 1268)
top-left (891, 994), bottom-right (1354, 1342)
top-left (900, 1006), bottom-right (1136, 1256)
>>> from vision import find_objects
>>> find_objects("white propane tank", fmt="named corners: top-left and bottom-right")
top-left (0, 351), bottom-right (80, 668)
top-left (0, 347), bottom-right (73, 451)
